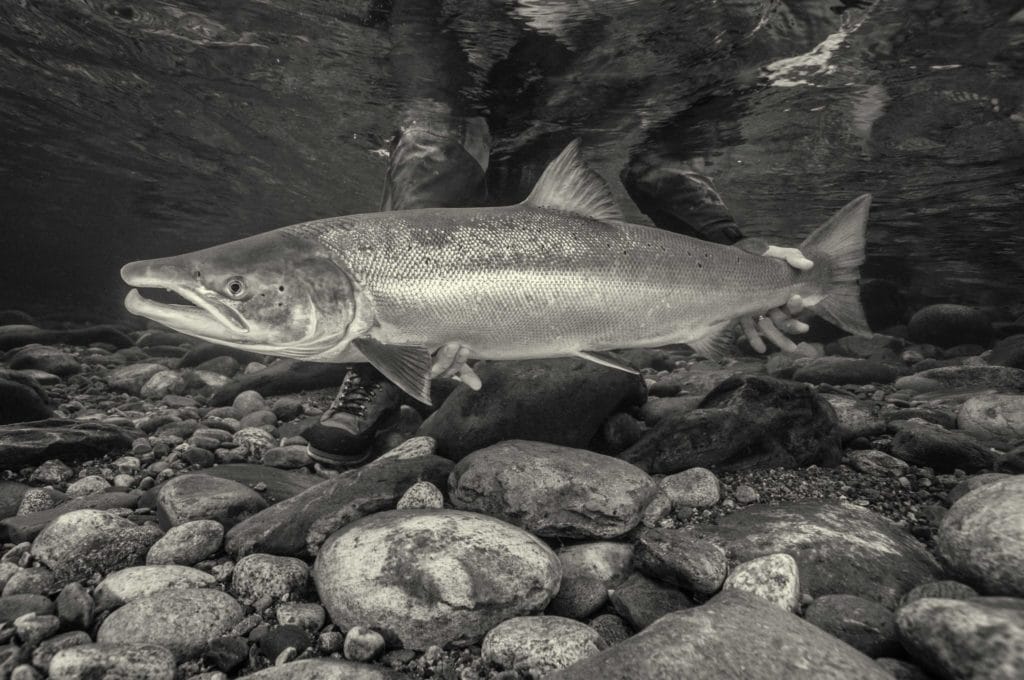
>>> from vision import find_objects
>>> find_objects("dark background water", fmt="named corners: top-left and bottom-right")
top-left (1, 0), bottom-right (1022, 324)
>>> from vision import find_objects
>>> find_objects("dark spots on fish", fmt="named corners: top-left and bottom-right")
top-left (278, 285), bottom-right (285, 292)
top-left (698, 262), bottom-right (703, 268)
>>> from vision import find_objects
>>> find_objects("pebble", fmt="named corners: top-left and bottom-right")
top-left (344, 626), bottom-right (386, 662)
top-left (48, 643), bottom-right (177, 680)
top-left (140, 370), bottom-right (186, 399)
top-left (548, 542), bottom-right (633, 619)
top-left (16, 487), bottom-right (64, 515)
top-left (395, 481), bottom-right (444, 510)
top-left (232, 553), bottom-right (309, 604)
top-left (232, 428), bottom-right (277, 458)
top-left (30, 509), bottom-right (159, 581)
top-left (634, 528), bottom-right (727, 596)
top-left (259, 624), bottom-right (311, 659)
top-left (204, 636), bottom-right (248, 673)
top-left (847, 449), bottom-right (910, 477)
top-left (896, 597), bottom-right (1024, 680)
top-left (721, 553), bottom-right (800, 612)
top-left (937, 476), bottom-right (1024, 596)
top-left (232, 390), bottom-right (268, 416)
top-left (314, 509), bottom-right (560, 649)
top-left (481, 615), bottom-right (604, 675)
top-left (29, 460), bottom-right (74, 485)
top-left (734, 484), bottom-right (760, 504)
top-left (804, 593), bottom-right (900, 657)
top-left (275, 602), bottom-right (325, 633)
top-left (146, 519), bottom-right (224, 565)
top-left (262, 445), bottom-right (312, 469)
top-left (55, 582), bottom-right (93, 629)
top-left (659, 467), bottom-right (720, 508)
top-left (97, 588), bottom-right (243, 661)
top-left (156, 473), bottom-right (268, 529)
top-left (65, 475), bottom-right (111, 497)
top-left (93, 564), bottom-right (216, 610)
top-left (448, 440), bottom-right (657, 539)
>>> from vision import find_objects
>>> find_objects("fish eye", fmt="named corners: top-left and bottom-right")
top-left (226, 277), bottom-right (246, 298)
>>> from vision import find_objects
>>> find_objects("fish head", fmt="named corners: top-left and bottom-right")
top-left (121, 230), bottom-right (357, 357)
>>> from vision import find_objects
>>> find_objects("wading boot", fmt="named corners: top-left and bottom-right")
top-left (304, 366), bottom-right (400, 467)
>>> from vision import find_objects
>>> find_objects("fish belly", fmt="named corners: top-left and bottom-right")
top-left (297, 206), bottom-right (805, 356)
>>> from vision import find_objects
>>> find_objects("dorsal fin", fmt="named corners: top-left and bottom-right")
top-left (522, 139), bottom-right (623, 221)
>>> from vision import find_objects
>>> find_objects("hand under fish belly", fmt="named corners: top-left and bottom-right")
top-left (121, 141), bottom-right (871, 404)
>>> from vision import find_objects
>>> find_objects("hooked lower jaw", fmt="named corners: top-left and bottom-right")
top-left (121, 262), bottom-right (249, 337)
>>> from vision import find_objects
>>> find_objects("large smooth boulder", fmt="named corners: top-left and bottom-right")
top-left (419, 358), bottom-right (646, 461)
top-left (895, 365), bottom-right (1024, 396)
top-left (448, 440), bottom-right (657, 539)
top-left (897, 597), bottom-right (1024, 680)
top-left (908, 304), bottom-right (993, 348)
top-left (792, 357), bottom-right (899, 385)
top-left (31, 509), bottom-right (159, 581)
top-left (94, 565), bottom-right (216, 610)
top-left (547, 590), bottom-right (892, 680)
top-left (48, 643), bottom-right (176, 680)
top-left (0, 420), bottom-right (132, 469)
top-left (957, 394), bottom-right (1024, 443)
top-left (937, 476), bottom-right (1024, 596)
top-left (0, 370), bottom-right (51, 425)
top-left (156, 474), bottom-right (268, 529)
top-left (696, 500), bottom-right (941, 608)
top-left (620, 375), bottom-right (841, 474)
top-left (314, 509), bottom-right (561, 650)
top-left (225, 440), bottom-right (452, 557)
top-left (482, 616), bottom-right (604, 675)
top-left (890, 420), bottom-right (997, 472)
top-left (97, 588), bottom-right (243, 660)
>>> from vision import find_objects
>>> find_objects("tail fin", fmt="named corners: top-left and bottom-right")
top-left (801, 194), bottom-right (873, 336)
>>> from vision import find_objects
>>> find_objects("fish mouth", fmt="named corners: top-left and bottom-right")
top-left (122, 261), bottom-right (249, 336)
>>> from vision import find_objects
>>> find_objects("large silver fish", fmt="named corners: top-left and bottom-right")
top-left (122, 141), bottom-right (872, 403)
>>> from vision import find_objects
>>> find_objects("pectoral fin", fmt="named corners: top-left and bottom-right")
top-left (688, 323), bottom-right (735, 361)
top-left (352, 338), bottom-right (433, 405)
top-left (574, 350), bottom-right (640, 374)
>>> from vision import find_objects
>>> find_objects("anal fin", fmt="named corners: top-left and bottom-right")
top-left (352, 338), bottom-right (433, 405)
top-left (574, 350), bottom-right (640, 374)
top-left (688, 323), bottom-right (735, 361)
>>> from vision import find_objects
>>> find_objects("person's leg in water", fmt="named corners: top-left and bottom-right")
top-left (621, 153), bottom-right (811, 353)
top-left (304, 114), bottom-right (491, 466)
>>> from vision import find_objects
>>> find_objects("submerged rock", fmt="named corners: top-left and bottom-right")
top-left (48, 643), bottom-right (176, 680)
top-left (2, 491), bottom-right (139, 543)
top-left (482, 615), bottom-right (604, 675)
top-left (0, 420), bottom-right (132, 469)
top-left (938, 476), bottom-right (1024, 596)
top-left (8, 345), bottom-right (81, 377)
top-left (93, 565), bottom-right (216, 610)
top-left (890, 420), bottom-right (997, 472)
top-left (105, 363), bottom-right (167, 395)
top-left (314, 509), bottom-right (561, 650)
top-left (225, 443), bottom-right (452, 557)
top-left (0, 325), bottom-right (132, 351)
top-left (97, 587), bottom-right (243, 660)
top-left (908, 304), bottom-right (993, 348)
top-left (804, 594), bottom-right (900, 657)
top-left (720, 553), bottom-right (800, 612)
top-left (448, 440), bottom-right (657, 539)
top-left (956, 393), bottom-right (1024, 442)
top-left (0, 371), bottom-right (51, 425)
top-left (548, 542), bottom-right (633, 619)
top-left (792, 357), bottom-right (899, 385)
top-left (897, 597), bottom-right (1024, 680)
top-left (895, 365), bottom-right (1024, 395)
top-left (419, 358), bottom-right (646, 461)
top-left (821, 394), bottom-right (886, 442)
top-left (608, 572), bottom-right (692, 630)
top-left (634, 528), bottom-right (727, 597)
top-left (697, 500), bottom-right (941, 608)
top-left (621, 375), bottom-right (841, 474)
top-left (232, 553), bottom-right (308, 604)
top-left (244, 659), bottom-right (404, 679)
top-left (156, 473), bottom-right (268, 529)
top-left (30, 509), bottom-right (159, 581)
top-left (548, 590), bottom-right (892, 679)
top-left (210, 359), bottom-right (351, 406)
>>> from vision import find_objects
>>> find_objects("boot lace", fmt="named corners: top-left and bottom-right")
top-left (325, 369), bottom-right (380, 418)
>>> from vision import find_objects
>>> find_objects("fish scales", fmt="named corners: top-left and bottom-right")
top-left (288, 205), bottom-right (807, 358)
